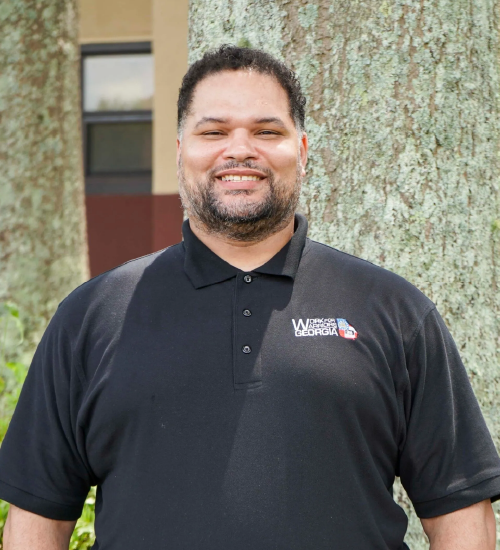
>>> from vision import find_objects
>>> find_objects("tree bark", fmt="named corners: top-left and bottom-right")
top-left (0, 0), bottom-right (88, 358)
top-left (188, 0), bottom-right (500, 546)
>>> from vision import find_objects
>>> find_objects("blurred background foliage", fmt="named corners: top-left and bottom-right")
top-left (0, 303), bottom-right (96, 549)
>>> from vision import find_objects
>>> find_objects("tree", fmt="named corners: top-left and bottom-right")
top-left (188, 0), bottom-right (500, 546)
top-left (0, 0), bottom-right (89, 359)
top-left (0, 1), bottom-right (90, 544)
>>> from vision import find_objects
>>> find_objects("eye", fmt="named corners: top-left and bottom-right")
top-left (202, 130), bottom-right (225, 136)
top-left (257, 130), bottom-right (280, 136)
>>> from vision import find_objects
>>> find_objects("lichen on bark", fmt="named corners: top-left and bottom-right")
top-left (0, 0), bottom-right (89, 359)
top-left (189, 0), bottom-right (500, 546)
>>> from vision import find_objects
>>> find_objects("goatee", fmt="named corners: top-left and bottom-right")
top-left (179, 160), bottom-right (302, 242)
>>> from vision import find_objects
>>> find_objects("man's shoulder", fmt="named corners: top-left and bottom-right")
top-left (55, 243), bottom-right (184, 328)
top-left (304, 238), bottom-right (434, 317)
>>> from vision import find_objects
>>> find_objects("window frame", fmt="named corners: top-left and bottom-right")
top-left (81, 42), bottom-right (153, 195)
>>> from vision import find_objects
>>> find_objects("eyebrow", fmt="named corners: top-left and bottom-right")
top-left (254, 117), bottom-right (287, 128)
top-left (194, 117), bottom-right (228, 129)
top-left (193, 116), bottom-right (287, 129)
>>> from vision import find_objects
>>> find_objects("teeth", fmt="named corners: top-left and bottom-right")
top-left (220, 175), bottom-right (262, 181)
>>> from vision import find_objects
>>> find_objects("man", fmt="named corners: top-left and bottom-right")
top-left (1, 45), bottom-right (499, 549)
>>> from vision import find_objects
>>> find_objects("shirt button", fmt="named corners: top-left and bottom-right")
top-left (243, 274), bottom-right (252, 283)
top-left (242, 345), bottom-right (252, 354)
top-left (243, 309), bottom-right (252, 317)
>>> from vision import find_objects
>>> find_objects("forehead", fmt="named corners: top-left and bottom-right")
top-left (187, 70), bottom-right (293, 125)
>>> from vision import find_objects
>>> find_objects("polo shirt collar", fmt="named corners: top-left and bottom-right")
top-left (183, 213), bottom-right (308, 289)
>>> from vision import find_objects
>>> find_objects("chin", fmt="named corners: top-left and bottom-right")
top-left (220, 196), bottom-right (263, 211)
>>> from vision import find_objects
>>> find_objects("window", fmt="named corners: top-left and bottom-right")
top-left (81, 43), bottom-right (153, 194)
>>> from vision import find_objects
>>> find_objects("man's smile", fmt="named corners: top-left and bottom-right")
top-left (220, 175), bottom-right (262, 181)
top-left (214, 169), bottom-right (268, 189)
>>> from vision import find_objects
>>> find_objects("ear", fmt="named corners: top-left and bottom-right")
top-left (299, 132), bottom-right (308, 177)
top-left (176, 138), bottom-right (181, 167)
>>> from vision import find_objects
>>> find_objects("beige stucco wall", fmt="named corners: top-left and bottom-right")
top-left (152, 0), bottom-right (188, 194)
top-left (79, 0), bottom-right (152, 43)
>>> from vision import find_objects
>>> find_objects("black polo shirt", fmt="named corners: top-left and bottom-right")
top-left (1, 214), bottom-right (499, 549)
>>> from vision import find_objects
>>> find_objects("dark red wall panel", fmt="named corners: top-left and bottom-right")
top-left (152, 194), bottom-right (184, 251)
top-left (86, 194), bottom-right (183, 277)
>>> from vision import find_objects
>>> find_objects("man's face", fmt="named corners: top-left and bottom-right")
top-left (177, 69), bottom-right (308, 242)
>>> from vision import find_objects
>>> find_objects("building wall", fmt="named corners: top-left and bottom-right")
top-left (152, 0), bottom-right (188, 195)
top-left (79, 0), bottom-right (187, 276)
top-left (85, 195), bottom-right (183, 276)
top-left (79, 0), bottom-right (152, 43)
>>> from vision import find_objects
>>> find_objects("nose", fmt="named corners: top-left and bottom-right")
top-left (222, 129), bottom-right (258, 162)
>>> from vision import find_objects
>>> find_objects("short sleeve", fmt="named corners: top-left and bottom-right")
top-left (398, 307), bottom-right (500, 518)
top-left (0, 310), bottom-right (92, 520)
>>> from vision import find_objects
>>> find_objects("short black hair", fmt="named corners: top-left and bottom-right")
top-left (177, 44), bottom-right (306, 133)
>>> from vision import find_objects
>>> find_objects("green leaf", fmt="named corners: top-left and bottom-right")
top-left (5, 362), bottom-right (28, 385)
top-left (2, 303), bottom-right (19, 319)
top-left (0, 302), bottom-right (24, 346)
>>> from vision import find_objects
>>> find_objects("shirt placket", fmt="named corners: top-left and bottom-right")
top-left (233, 272), bottom-right (263, 390)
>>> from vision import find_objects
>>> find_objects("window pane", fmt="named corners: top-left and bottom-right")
top-left (87, 122), bottom-right (152, 173)
top-left (84, 54), bottom-right (154, 111)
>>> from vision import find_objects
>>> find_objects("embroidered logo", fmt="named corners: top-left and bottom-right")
top-left (292, 318), bottom-right (358, 340)
top-left (336, 318), bottom-right (358, 340)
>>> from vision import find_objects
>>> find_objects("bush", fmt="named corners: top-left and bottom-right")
top-left (69, 488), bottom-right (96, 550)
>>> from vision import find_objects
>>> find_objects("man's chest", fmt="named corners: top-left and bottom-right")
top-left (80, 276), bottom-right (402, 485)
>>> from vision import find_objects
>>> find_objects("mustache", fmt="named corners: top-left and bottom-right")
top-left (207, 160), bottom-right (274, 180)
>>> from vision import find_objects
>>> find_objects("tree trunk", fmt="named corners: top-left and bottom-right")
top-left (188, 0), bottom-right (500, 546)
top-left (0, 0), bottom-right (88, 358)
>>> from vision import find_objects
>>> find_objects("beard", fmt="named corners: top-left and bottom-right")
top-left (179, 159), bottom-right (302, 242)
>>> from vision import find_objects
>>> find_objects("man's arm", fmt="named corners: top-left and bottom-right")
top-left (420, 499), bottom-right (496, 550)
top-left (3, 504), bottom-right (77, 550)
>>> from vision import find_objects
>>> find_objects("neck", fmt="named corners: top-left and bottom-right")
top-left (188, 217), bottom-right (296, 272)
